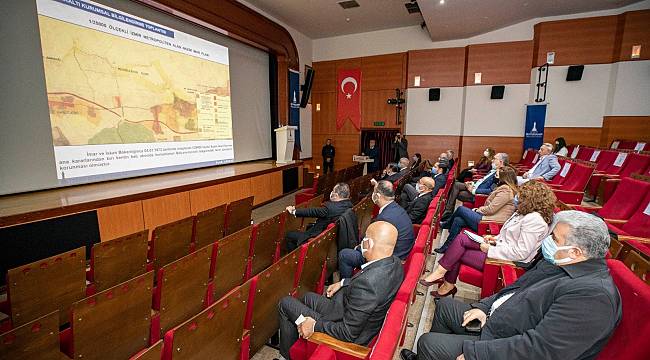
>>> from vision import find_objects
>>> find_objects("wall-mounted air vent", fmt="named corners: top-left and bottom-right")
top-left (338, 0), bottom-right (360, 9)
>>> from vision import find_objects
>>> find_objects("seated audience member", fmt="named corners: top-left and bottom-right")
top-left (278, 221), bottom-right (404, 360)
top-left (421, 180), bottom-right (555, 297)
top-left (285, 183), bottom-right (353, 251)
top-left (435, 166), bottom-right (518, 253)
top-left (371, 163), bottom-right (402, 185)
top-left (438, 152), bottom-right (450, 170)
top-left (338, 180), bottom-right (414, 278)
top-left (401, 162), bottom-right (446, 206)
top-left (446, 150), bottom-right (456, 170)
top-left (402, 211), bottom-right (620, 360)
top-left (442, 153), bottom-right (509, 220)
top-left (411, 153), bottom-right (422, 170)
top-left (456, 148), bottom-right (495, 182)
top-left (517, 143), bottom-right (561, 185)
top-left (398, 157), bottom-right (410, 176)
top-left (554, 136), bottom-right (568, 156)
top-left (403, 177), bottom-right (437, 224)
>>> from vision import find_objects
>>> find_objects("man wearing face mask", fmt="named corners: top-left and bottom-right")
top-left (404, 177), bottom-right (437, 224)
top-left (401, 211), bottom-right (621, 360)
top-left (277, 221), bottom-right (404, 360)
top-left (400, 163), bottom-right (447, 208)
top-left (517, 143), bottom-right (561, 185)
top-left (371, 163), bottom-right (401, 186)
top-left (338, 180), bottom-right (414, 278)
top-left (441, 153), bottom-right (509, 221)
top-left (284, 183), bottom-right (353, 252)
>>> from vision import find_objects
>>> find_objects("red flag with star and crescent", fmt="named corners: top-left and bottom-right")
top-left (336, 69), bottom-right (361, 131)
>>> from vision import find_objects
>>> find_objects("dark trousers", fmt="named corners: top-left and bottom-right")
top-left (278, 293), bottom-right (343, 359)
top-left (286, 231), bottom-right (310, 252)
top-left (323, 159), bottom-right (334, 174)
top-left (438, 206), bottom-right (482, 251)
top-left (417, 297), bottom-right (479, 360)
top-left (338, 248), bottom-right (365, 279)
top-left (400, 183), bottom-right (419, 208)
top-left (443, 182), bottom-right (475, 217)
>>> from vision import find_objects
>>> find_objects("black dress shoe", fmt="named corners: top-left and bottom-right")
top-left (400, 348), bottom-right (418, 360)
top-left (434, 246), bottom-right (448, 254)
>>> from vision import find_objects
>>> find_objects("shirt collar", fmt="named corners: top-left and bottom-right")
top-left (559, 258), bottom-right (608, 279)
top-left (378, 201), bottom-right (393, 214)
top-left (361, 258), bottom-right (380, 270)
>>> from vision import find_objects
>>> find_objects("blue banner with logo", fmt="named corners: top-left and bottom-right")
top-left (289, 69), bottom-right (301, 151)
top-left (524, 104), bottom-right (546, 150)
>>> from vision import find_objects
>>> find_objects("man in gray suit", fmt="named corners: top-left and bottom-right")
top-left (277, 221), bottom-right (404, 360)
top-left (517, 143), bottom-right (561, 185)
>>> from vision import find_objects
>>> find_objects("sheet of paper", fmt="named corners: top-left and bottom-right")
top-left (611, 141), bottom-right (620, 149)
top-left (635, 142), bottom-right (646, 152)
top-left (613, 152), bottom-right (627, 167)
top-left (570, 146), bottom-right (580, 159)
top-left (463, 230), bottom-right (485, 244)
top-left (644, 201), bottom-right (650, 216)
top-left (560, 163), bottom-right (571, 177)
top-left (590, 150), bottom-right (601, 162)
top-left (295, 314), bottom-right (306, 325)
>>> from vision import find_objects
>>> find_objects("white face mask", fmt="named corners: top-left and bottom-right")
top-left (483, 150), bottom-right (489, 157)
top-left (415, 183), bottom-right (423, 193)
top-left (371, 192), bottom-right (380, 204)
top-left (360, 237), bottom-right (374, 257)
top-left (330, 191), bottom-right (336, 200)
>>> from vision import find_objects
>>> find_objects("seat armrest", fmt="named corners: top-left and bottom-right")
top-left (604, 178), bottom-right (622, 183)
top-left (605, 219), bottom-right (627, 225)
top-left (485, 258), bottom-right (517, 267)
top-left (619, 235), bottom-right (650, 244)
top-left (308, 332), bottom-right (369, 359)
top-left (568, 204), bottom-right (602, 211)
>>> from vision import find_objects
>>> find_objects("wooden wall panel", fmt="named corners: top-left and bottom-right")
top-left (361, 53), bottom-right (406, 90)
top-left (189, 184), bottom-right (227, 215)
top-left (313, 133), bottom-right (360, 171)
top-left (251, 175), bottom-right (272, 205)
top-left (270, 171), bottom-right (283, 198)
top-left (142, 192), bottom-right (191, 231)
top-left (312, 61), bottom-right (337, 92)
top-left (406, 135), bottom-right (462, 165)
top-left (335, 58), bottom-right (362, 72)
top-left (97, 201), bottom-right (145, 241)
top-left (362, 89), bottom-right (404, 129)
top-left (407, 47), bottom-right (466, 88)
top-left (618, 10), bottom-right (650, 61)
top-left (466, 41), bottom-right (533, 85)
top-left (533, 15), bottom-right (619, 66)
top-left (311, 92), bottom-right (336, 134)
top-left (224, 179), bottom-right (252, 204)
top-left (543, 127), bottom-right (602, 147)
top-left (460, 136), bottom-right (524, 170)
top-left (600, 116), bottom-right (650, 147)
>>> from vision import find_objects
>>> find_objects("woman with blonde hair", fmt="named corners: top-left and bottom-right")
top-left (435, 166), bottom-right (518, 253)
top-left (421, 180), bottom-right (556, 297)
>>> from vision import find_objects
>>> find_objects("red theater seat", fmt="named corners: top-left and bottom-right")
top-left (597, 259), bottom-right (650, 359)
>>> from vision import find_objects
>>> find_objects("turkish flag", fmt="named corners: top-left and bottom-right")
top-left (336, 69), bottom-right (361, 131)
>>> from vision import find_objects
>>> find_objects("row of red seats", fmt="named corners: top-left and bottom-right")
top-left (607, 139), bottom-right (648, 152)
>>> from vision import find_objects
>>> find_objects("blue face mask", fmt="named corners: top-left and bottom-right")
top-left (513, 194), bottom-right (519, 208)
top-left (542, 235), bottom-right (576, 265)
top-left (491, 163), bottom-right (497, 170)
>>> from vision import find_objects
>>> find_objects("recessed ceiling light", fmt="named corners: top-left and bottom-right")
top-left (346, 17), bottom-right (351, 22)
top-left (440, 0), bottom-right (445, 4)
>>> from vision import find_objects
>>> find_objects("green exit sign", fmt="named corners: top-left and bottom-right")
top-left (373, 121), bottom-right (385, 126)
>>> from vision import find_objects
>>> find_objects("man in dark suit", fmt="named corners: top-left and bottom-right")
top-left (278, 221), bottom-right (404, 360)
top-left (285, 183), bottom-right (353, 252)
top-left (401, 211), bottom-right (621, 360)
top-left (404, 177), bottom-right (436, 224)
top-left (371, 163), bottom-right (401, 186)
top-left (401, 162), bottom-right (447, 207)
top-left (338, 180), bottom-right (415, 278)
top-left (362, 139), bottom-right (380, 173)
top-left (322, 138), bottom-right (335, 174)
top-left (392, 132), bottom-right (408, 162)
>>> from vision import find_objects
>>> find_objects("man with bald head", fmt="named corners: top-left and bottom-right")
top-left (404, 177), bottom-right (437, 224)
top-left (277, 221), bottom-right (404, 360)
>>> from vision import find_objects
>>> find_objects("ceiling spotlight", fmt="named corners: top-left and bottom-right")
top-left (346, 17), bottom-right (350, 22)
top-left (440, 0), bottom-right (445, 4)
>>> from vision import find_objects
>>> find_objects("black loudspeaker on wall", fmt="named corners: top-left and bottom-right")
top-left (428, 88), bottom-right (441, 101)
top-left (566, 65), bottom-right (584, 81)
top-left (490, 85), bottom-right (505, 99)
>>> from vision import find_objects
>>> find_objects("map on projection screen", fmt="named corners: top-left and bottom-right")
top-left (36, 0), bottom-right (234, 180)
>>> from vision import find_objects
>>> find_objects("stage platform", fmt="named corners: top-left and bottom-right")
top-left (0, 160), bottom-right (302, 229)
